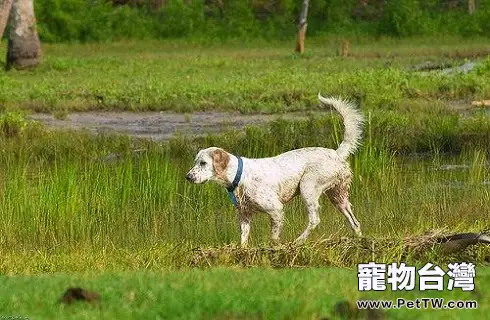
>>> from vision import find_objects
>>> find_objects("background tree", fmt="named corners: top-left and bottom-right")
top-left (295, 0), bottom-right (309, 53)
top-left (6, 0), bottom-right (41, 70)
top-left (468, 0), bottom-right (476, 14)
top-left (0, 0), bottom-right (13, 41)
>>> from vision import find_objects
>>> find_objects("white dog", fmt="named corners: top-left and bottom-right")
top-left (186, 94), bottom-right (364, 246)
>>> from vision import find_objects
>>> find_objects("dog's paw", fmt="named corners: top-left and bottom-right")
top-left (270, 238), bottom-right (283, 248)
top-left (239, 242), bottom-right (249, 249)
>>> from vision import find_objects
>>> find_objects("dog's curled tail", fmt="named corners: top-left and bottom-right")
top-left (318, 93), bottom-right (365, 159)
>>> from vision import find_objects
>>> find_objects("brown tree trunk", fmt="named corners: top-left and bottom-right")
top-left (295, 23), bottom-right (307, 54)
top-left (340, 39), bottom-right (350, 57)
top-left (6, 0), bottom-right (41, 70)
top-left (0, 0), bottom-right (13, 41)
top-left (468, 0), bottom-right (476, 15)
top-left (295, 0), bottom-right (309, 54)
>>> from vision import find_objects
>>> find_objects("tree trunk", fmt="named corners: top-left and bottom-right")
top-left (340, 39), bottom-right (350, 57)
top-left (468, 0), bottom-right (476, 15)
top-left (0, 0), bottom-right (13, 41)
top-left (295, 0), bottom-right (309, 54)
top-left (6, 0), bottom-right (41, 70)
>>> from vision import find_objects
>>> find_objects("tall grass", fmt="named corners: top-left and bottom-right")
top-left (0, 115), bottom-right (488, 262)
top-left (0, 36), bottom-right (489, 271)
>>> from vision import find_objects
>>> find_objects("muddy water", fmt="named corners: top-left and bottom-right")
top-left (29, 111), bottom-right (489, 189)
top-left (29, 111), bottom-right (319, 141)
top-left (29, 99), bottom-right (489, 141)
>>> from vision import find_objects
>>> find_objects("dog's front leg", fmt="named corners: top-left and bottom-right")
top-left (238, 210), bottom-right (252, 247)
top-left (269, 210), bottom-right (284, 245)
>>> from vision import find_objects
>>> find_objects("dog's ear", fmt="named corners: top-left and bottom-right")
top-left (211, 149), bottom-right (230, 176)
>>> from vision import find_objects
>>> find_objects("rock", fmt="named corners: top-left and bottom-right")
top-left (440, 61), bottom-right (478, 75)
top-left (471, 100), bottom-right (490, 107)
top-left (436, 232), bottom-right (490, 253)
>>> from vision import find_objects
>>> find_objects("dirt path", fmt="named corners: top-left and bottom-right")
top-left (29, 111), bottom-right (317, 141)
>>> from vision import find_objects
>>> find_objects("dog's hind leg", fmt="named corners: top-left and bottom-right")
top-left (295, 179), bottom-right (323, 244)
top-left (326, 183), bottom-right (362, 237)
top-left (338, 200), bottom-right (362, 237)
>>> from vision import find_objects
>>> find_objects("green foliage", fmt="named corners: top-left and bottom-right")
top-left (309, 0), bottom-right (358, 34)
top-left (378, 0), bottom-right (428, 36)
top-left (0, 111), bottom-right (30, 137)
top-left (35, 0), bottom-right (154, 42)
top-left (154, 0), bottom-right (206, 38)
top-left (475, 54), bottom-right (490, 75)
top-left (222, 0), bottom-right (259, 38)
top-left (32, 0), bottom-right (490, 43)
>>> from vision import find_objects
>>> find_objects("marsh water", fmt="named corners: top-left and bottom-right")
top-left (29, 110), bottom-right (489, 197)
top-left (30, 111), bottom-right (319, 141)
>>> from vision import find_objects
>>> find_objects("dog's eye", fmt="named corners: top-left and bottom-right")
top-left (200, 161), bottom-right (206, 166)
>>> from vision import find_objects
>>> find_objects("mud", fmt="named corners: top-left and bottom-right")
top-left (29, 111), bottom-right (319, 141)
top-left (28, 99), bottom-right (489, 141)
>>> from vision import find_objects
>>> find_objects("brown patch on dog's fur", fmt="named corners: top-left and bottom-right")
top-left (278, 177), bottom-right (300, 204)
top-left (211, 148), bottom-right (230, 181)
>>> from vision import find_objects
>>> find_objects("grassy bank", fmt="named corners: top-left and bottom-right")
top-left (1, 267), bottom-right (488, 320)
top-left (0, 37), bottom-right (489, 113)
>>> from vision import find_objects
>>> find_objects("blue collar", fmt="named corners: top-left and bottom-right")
top-left (226, 156), bottom-right (243, 207)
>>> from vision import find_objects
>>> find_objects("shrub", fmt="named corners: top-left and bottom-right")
top-left (32, 0), bottom-right (490, 43)
top-left (0, 112), bottom-right (28, 137)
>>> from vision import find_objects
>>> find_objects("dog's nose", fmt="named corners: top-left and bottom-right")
top-left (185, 173), bottom-right (193, 182)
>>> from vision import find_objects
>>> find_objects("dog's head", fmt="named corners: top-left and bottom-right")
top-left (185, 147), bottom-right (230, 184)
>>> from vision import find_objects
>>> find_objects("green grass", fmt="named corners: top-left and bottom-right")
top-left (0, 36), bottom-right (489, 318)
top-left (0, 36), bottom-right (490, 113)
top-left (0, 38), bottom-right (489, 275)
top-left (0, 115), bottom-right (488, 273)
top-left (1, 267), bottom-right (489, 320)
